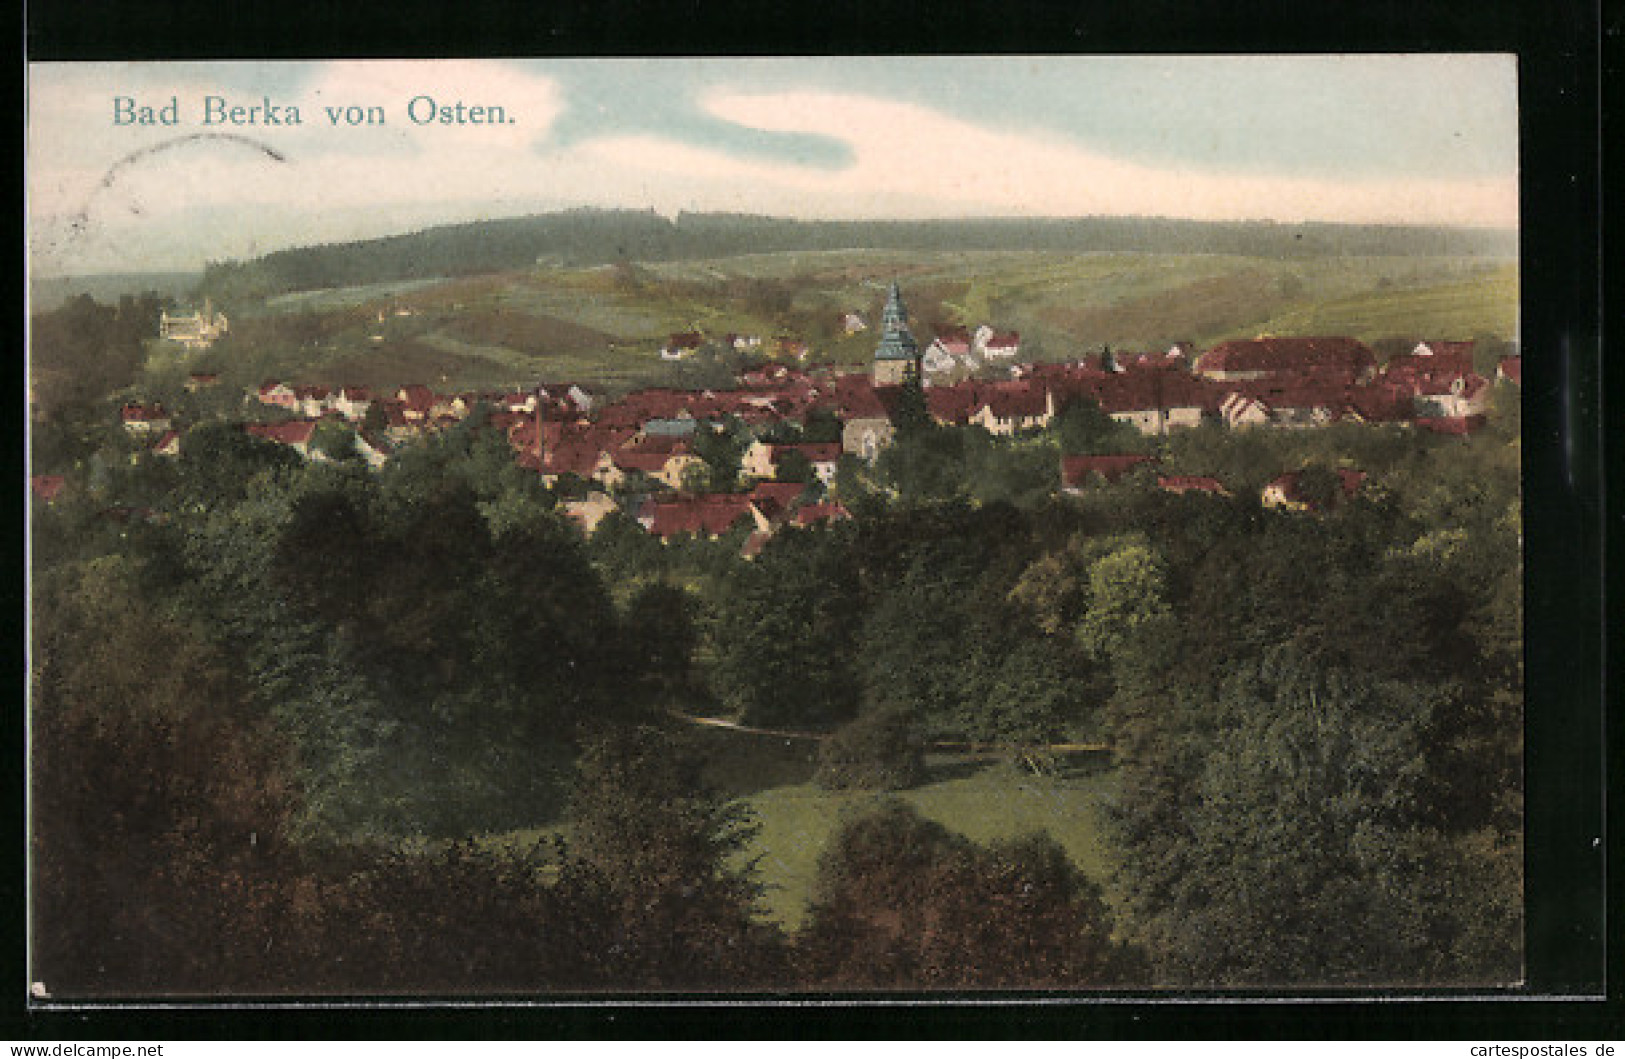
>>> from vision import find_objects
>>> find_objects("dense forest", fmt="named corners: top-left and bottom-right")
top-left (195, 209), bottom-right (1519, 304)
top-left (28, 292), bottom-right (1522, 995)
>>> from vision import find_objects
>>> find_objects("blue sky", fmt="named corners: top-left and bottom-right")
top-left (28, 56), bottom-right (1518, 274)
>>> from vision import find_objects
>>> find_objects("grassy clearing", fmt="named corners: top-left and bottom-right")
top-left (473, 722), bottom-right (1120, 934)
top-left (740, 758), bottom-right (1119, 930)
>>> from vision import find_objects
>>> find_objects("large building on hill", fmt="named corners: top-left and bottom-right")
top-left (871, 282), bottom-right (921, 386)
top-left (159, 299), bottom-right (229, 350)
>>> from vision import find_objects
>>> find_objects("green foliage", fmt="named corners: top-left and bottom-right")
top-left (708, 525), bottom-right (863, 730)
top-left (1051, 395), bottom-right (1145, 455)
top-left (797, 800), bottom-right (1135, 988)
top-left (30, 557), bottom-right (300, 994)
top-left (559, 725), bottom-right (788, 987)
top-left (815, 706), bottom-right (925, 791)
top-left (691, 416), bottom-right (750, 492)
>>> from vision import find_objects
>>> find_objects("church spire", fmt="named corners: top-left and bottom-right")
top-left (872, 281), bottom-right (920, 385)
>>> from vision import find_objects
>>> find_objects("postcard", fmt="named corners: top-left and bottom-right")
top-left (26, 56), bottom-right (1527, 1000)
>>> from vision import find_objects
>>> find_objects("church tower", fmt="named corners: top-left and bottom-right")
top-left (871, 281), bottom-right (920, 386)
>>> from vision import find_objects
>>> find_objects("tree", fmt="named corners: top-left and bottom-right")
top-left (1109, 651), bottom-right (1522, 987)
top-left (1075, 537), bottom-right (1174, 680)
top-left (890, 366), bottom-right (932, 437)
top-left (797, 800), bottom-right (1134, 988)
top-left (815, 705), bottom-right (925, 790)
top-left (692, 417), bottom-right (749, 492)
top-left (31, 557), bottom-right (301, 994)
top-left (774, 447), bottom-right (815, 484)
top-left (555, 726), bottom-right (788, 987)
top-left (1052, 395), bottom-right (1139, 455)
top-left (708, 525), bottom-right (863, 729)
top-left (620, 581), bottom-right (701, 701)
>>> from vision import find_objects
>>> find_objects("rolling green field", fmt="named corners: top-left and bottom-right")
top-left (213, 250), bottom-right (1518, 394)
top-left (740, 760), bottom-right (1119, 929)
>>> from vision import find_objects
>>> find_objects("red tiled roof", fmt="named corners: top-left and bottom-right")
top-left (31, 475), bottom-right (66, 502)
top-left (1414, 340), bottom-right (1476, 361)
top-left (925, 384), bottom-right (980, 424)
top-left (1266, 468), bottom-right (1368, 505)
top-left (795, 502), bottom-right (851, 526)
top-left (835, 374), bottom-right (897, 419)
top-left (975, 381), bottom-right (1049, 419)
top-left (1199, 337), bottom-right (1376, 377)
top-left (1498, 356), bottom-right (1522, 384)
top-left (120, 403), bottom-right (166, 422)
top-left (1417, 415), bottom-right (1489, 435)
top-left (245, 420), bottom-right (317, 446)
top-left (768, 442), bottom-right (842, 466)
top-left (749, 480), bottom-right (806, 512)
top-left (643, 494), bottom-right (757, 538)
top-left (1157, 474), bottom-right (1227, 495)
top-left (1062, 453), bottom-right (1158, 487)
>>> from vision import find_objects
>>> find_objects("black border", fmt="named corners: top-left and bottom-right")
top-left (14, 0), bottom-right (1613, 1040)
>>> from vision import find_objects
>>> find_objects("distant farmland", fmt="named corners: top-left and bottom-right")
top-left (169, 249), bottom-right (1519, 393)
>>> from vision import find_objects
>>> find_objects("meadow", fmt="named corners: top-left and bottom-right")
top-left (207, 249), bottom-right (1518, 394)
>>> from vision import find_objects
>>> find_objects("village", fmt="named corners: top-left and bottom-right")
top-left (73, 282), bottom-right (1523, 553)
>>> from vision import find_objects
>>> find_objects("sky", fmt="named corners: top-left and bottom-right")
top-left (27, 56), bottom-right (1519, 276)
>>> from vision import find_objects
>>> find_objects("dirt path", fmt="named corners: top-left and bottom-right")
top-left (669, 709), bottom-right (1110, 755)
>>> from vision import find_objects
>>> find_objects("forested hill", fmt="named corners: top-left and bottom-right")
top-left (197, 209), bottom-right (1519, 303)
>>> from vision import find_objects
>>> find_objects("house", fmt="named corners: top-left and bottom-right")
top-left (1095, 371), bottom-right (1210, 435)
top-left (120, 403), bottom-right (171, 435)
top-left (841, 312), bottom-right (868, 335)
top-left (1417, 414), bottom-right (1489, 435)
top-left (561, 491), bottom-right (619, 535)
top-left (609, 435), bottom-right (705, 490)
top-left (741, 440), bottom-right (842, 485)
top-left (353, 432), bottom-right (393, 469)
top-left (159, 299), bottom-right (229, 349)
top-left (1157, 474), bottom-right (1228, 496)
top-left (638, 493), bottom-right (766, 540)
top-left (794, 501), bottom-right (851, 527)
top-left (661, 332), bottom-right (705, 360)
top-left (1410, 372), bottom-right (1492, 419)
top-left (1497, 356), bottom-right (1522, 385)
top-left (973, 325), bottom-right (1020, 359)
top-left (1262, 468), bottom-right (1367, 511)
top-left (185, 373), bottom-right (220, 392)
top-left (244, 419), bottom-right (318, 457)
top-left (1061, 453), bottom-right (1158, 492)
top-left (151, 430), bottom-right (182, 457)
top-left (1196, 337), bottom-right (1377, 385)
top-left (293, 384), bottom-right (332, 419)
top-left (922, 326), bottom-right (975, 378)
top-left (331, 386), bottom-right (373, 421)
top-left (1218, 391), bottom-right (1272, 429)
top-left (837, 374), bottom-right (898, 458)
top-left (257, 381), bottom-right (299, 411)
top-left (396, 385), bottom-right (437, 421)
top-left (968, 383), bottom-right (1054, 435)
top-left (30, 475), bottom-right (67, 504)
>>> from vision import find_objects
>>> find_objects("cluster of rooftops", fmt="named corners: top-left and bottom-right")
top-left (88, 283), bottom-right (1518, 548)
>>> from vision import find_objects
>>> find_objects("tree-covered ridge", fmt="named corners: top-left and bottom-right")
top-left (196, 208), bottom-right (1518, 303)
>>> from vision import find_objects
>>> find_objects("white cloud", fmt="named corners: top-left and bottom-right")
top-left (689, 89), bottom-right (1517, 227)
